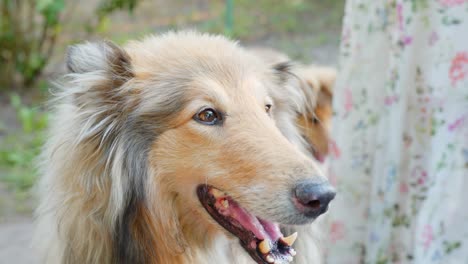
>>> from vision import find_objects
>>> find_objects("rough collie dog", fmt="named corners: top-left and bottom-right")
top-left (249, 47), bottom-right (336, 163)
top-left (293, 66), bottom-right (335, 163)
top-left (34, 32), bottom-right (335, 264)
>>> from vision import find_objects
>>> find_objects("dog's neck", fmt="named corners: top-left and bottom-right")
top-left (152, 213), bottom-right (252, 264)
top-left (143, 189), bottom-right (251, 264)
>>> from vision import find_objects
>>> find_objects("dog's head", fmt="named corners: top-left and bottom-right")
top-left (64, 32), bottom-right (335, 264)
top-left (247, 48), bottom-right (336, 163)
top-left (295, 66), bottom-right (336, 163)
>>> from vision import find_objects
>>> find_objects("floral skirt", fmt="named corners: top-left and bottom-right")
top-left (326, 1), bottom-right (468, 263)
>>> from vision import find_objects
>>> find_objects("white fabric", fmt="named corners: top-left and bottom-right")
top-left (326, 1), bottom-right (468, 263)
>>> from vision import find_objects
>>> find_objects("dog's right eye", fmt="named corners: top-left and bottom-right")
top-left (194, 108), bottom-right (223, 125)
top-left (310, 113), bottom-right (320, 124)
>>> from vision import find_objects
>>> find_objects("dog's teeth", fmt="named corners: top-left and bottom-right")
top-left (287, 255), bottom-right (293, 262)
top-left (265, 254), bottom-right (274, 263)
top-left (281, 232), bottom-right (298, 246)
top-left (211, 188), bottom-right (224, 198)
top-left (289, 248), bottom-right (296, 256)
top-left (221, 199), bottom-right (229, 208)
top-left (258, 239), bottom-right (271, 254)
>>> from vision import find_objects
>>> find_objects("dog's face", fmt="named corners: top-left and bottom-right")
top-left (295, 66), bottom-right (336, 163)
top-left (65, 32), bottom-right (335, 264)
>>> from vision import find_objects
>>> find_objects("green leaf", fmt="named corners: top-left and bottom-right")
top-left (10, 93), bottom-right (22, 109)
top-left (18, 107), bottom-right (34, 133)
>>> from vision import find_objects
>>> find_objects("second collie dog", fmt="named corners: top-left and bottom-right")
top-left (34, 31), bottom-right (335, 264)
top-left (249, 47), bottom-right (336, 163)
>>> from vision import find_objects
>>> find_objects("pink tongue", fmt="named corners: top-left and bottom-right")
top-left (258, 218), bottom-right (282, 241)
top-left (218, 198), bottom-right (282, 241)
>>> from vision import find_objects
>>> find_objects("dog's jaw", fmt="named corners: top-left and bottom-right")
top-left (197, 185), bottom-right (297, 264)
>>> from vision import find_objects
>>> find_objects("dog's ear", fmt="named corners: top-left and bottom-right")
top-left (272, 61), bottom-right (294, 83)
top-left (67, 41), bottom-right (132, 76)
top-left (66, 41), bottom-right (134, 89)
top-left (300, 66), bottom-right (336, 105)
top-left (314, 67), bottom-right (336, 98)
top-left (65, 41), bottom-right (136, 110)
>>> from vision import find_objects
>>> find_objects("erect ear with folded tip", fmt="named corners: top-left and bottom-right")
top-left (65, 40), bottom-right (135, 109)
top-left (272, 61), bottom-right (295, 83)
top-left (66, 40), bottom-right (133, 86)
top-left (301, 66), bottom-right (336, 106)
top-left (315, 67), bottom-right (336, 103)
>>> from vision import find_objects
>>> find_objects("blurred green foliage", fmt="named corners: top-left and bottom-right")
top-left (0, 94), bottom-right (48, 204)
top-left (200, 0), bottom-right (344, 40)
top-left (0, 0), bottom-right (140, 90)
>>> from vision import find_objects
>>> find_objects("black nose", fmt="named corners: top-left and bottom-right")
top-left (293, 179), bottom-right (336, 218)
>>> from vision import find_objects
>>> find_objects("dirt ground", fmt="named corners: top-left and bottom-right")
top-left (0, 1), bottom-right (344, 262)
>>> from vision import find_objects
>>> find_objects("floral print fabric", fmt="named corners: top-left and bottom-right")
top-left (326, 1), bottom-right (468, 264)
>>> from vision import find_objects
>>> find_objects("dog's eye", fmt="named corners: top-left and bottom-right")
top-left (194, 108), bottom-right (222, 125)
top-left (311, 113), bottom-right (320, 124)
top-left (265, 104), bottom-right (272, 113)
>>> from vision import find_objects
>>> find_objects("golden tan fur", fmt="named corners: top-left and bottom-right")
top-left (294, 66), bottom-right (336, 159)
top-left (249, 47), bottom-right (337, 263)
top-left (34, 32), bottom-right (329, 264)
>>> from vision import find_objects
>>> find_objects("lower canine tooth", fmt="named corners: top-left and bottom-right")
top-left (281, 232), bottom-right (298, 246)
top-left (287, 255), bottom-right (293, 262)
top-left (265, 255), bottom-right (274, 263)
top-left (258, 239), bottom-right (271, 254)
top-left (289, 248), bottom-right (297, 256)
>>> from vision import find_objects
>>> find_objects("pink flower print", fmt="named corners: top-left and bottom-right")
top-left (421, 225), bottom-right (434, 250)
top-left (341, 27), bottom-right (351, 45)
top-left (329, 140), bottom-right (341, 159)
top-left (411, 166), bottom-right (428, 185)
top-left (401, 35), bottom-right (413, 46)
top-left (418, 170), bottom-right (428, 185)
top-left (384, 95), bottom-right (399, 106)
top-left (438, 0), bottom-right (468, 7)
top-left (396, 3), bottom-right (413, 47)
top-left (448, 115), bottom-right (466, 132)
top-left (329, 221), bottom-right (346, 243)
top-left (399, 182), bottom-right (409, 194)
top-left (397, 3), bottom-right (404, 30)
top-left (429, 31), bottom-right (439, 46)
top-left (449, 52), bottom-right (468, 86)
top-left (344, 88), bottom-right (353, 113)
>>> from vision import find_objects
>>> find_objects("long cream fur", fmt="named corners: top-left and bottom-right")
top-left (34, 32), bottom-right (332, 264)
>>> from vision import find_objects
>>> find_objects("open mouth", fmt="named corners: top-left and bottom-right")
top-left (197, 185), bottom-right (297, 264)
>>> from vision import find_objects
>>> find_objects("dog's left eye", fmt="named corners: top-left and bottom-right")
top-left (311, 113), bottom-right (320, 124)
top-left (194, 108), bottom-right (223, 125)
